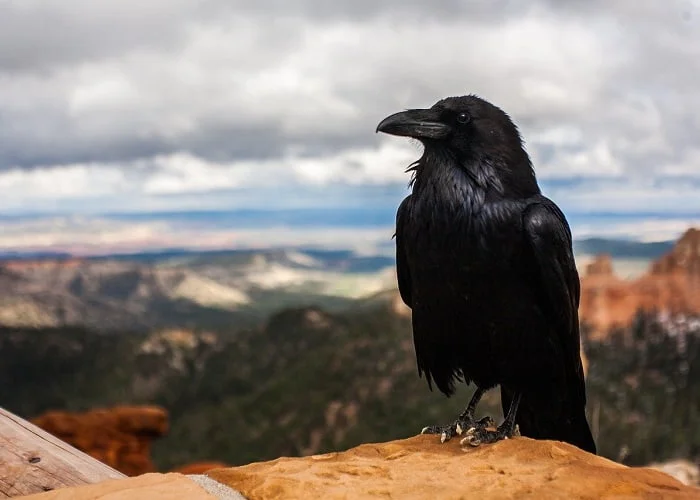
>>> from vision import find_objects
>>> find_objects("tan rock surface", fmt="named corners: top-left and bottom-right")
top-left (18, 473), bottom-right (217, 500)
top-left (207, 435), bottom-right (700, 500)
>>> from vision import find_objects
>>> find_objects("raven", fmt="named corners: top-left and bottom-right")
top-left (376, 95), bottom-right (596, 453)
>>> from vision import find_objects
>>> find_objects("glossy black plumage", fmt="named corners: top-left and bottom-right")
top-left (378, 95), bottom-right (596, 453)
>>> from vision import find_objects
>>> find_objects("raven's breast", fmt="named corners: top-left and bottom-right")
top-left (400, 191), bottom-right (552, 390)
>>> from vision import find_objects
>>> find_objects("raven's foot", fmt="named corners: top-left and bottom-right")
top-left (460, 423), bottom-right (521, 447)
top-left (420, 416), bottom-right (495, 443)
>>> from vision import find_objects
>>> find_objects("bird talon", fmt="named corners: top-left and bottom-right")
top-left (440, 432), bottom-right (448, 443)
top-left (460, 434), bottom-right (482, 447)
top-left (455, 424), bottom-right (463, 435)
top-left (421, 426), bottom-right (430, 435)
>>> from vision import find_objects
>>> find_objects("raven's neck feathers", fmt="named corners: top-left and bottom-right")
top-left (409, 145), bottom-right (540, 201)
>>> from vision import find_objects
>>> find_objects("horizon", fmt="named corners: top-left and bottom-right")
top-left (1, 206), bottom-right (698, 257)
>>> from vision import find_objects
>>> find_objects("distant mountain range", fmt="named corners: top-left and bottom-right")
top-left (0, 249), bottom-right (397, 331)
top-left (0, 247), bottom-right (395, 270)
top-left (0, 237), bottom-right (676, 262)
top-left (573, 238), bottom-right (675, 259)
top-left (0, 236), bottom-right (683, 332)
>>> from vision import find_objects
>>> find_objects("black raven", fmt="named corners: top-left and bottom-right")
top-left (376, 95), bottom-right (596, 453)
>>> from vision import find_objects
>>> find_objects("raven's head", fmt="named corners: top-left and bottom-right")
top-left (376, 95), bottom-right (527, 163)
top-left (376, 95), bottom-right (536, 194)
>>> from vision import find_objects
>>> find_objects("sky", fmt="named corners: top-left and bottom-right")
top-left (1, 0), bottom-right (699, 254)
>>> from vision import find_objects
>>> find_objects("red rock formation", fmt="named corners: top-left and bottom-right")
top-left (32, 406), bottom-right (168, 476)
top-left (651, 228), bottom-right (700, 277)
top-left (585, 253), bottom-right (614, 276)
top-left (579, 228), bottom-right (700, 338)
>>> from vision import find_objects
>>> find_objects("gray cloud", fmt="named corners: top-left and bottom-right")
top-left (0, 0), bottom-right (698, 222)
top-left (0, 0), bottom-right (528, 76)
top-left (0, 1), bottom-right (199, 73)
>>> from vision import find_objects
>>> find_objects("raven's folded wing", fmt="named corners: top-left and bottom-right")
top-left (522, 198), bottom-right (586, 404)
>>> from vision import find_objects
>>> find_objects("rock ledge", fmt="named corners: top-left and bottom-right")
top-left (206, 435), bottom-right (699, 499)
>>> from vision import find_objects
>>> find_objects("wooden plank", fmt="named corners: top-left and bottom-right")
top-left (0, 407), bottom-right (126, 498)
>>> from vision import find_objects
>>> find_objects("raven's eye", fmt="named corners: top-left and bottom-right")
top-left (457, 112), bottom-right (470, 124)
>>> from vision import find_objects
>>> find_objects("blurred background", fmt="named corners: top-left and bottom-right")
top-left (0, 0), bottom-right (699, 486)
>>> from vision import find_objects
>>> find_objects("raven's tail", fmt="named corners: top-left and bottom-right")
top-left (501, 387), bottom-right (597, 454)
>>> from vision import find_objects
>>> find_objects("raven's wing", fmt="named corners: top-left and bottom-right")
top-left (519, 197), bottom-right (596, 453)
top-left (522, 197), bottom-right (585, 403)
top-left (395, 195), bottom-right (413, 308)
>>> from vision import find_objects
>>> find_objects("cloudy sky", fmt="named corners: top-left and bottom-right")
top-left (1, 0), bottom-right (699, 254)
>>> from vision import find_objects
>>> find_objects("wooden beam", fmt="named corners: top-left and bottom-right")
top-left (0, 407), bottom-right (126, 498)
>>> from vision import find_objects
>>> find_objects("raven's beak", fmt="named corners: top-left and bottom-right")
top-left (376, 108), bottom-right (450, 139)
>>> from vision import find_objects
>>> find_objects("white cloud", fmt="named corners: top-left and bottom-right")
top-left (290, 142), bottom-right (416, 186)
top-left (535, 141), bottom-right (625, 179)
top-left (0, 142), bottom-right (418, 211)
top-left (0, 215), bottom-right (395, 256)
top-left (0, 164), bottom-right (130, 200)
top-left (546, 180), bottom-right (700, 215)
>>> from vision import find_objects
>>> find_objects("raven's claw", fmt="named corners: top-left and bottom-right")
top-left (460, 423), bottom-right (520, 447)
top-left (421, 416), bottom-right (495, 443)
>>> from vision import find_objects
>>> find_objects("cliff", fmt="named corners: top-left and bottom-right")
top-left (580, 228), bottom-right (700, 338)
top-left (650, 228), bottom-right (700, 276)
top-left (19, 436), bottom-right (700, 499)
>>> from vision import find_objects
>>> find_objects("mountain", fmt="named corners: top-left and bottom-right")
top-left (0, 247), bottom-right (396, 272)
top-left (0, 249), bottom-right (397, 331)
top-left (650, 228), bottom-right (700, 277)
top-left (0, 259), bottom-right (255, 331)
top-left (580, 228), bottom-right (700, 338)
top-left (0, 232), bottom-right (682, 332)
top-left (573, 238), bottom-right (675, 259)
top-left (1, 234), bottom-right (678, 271)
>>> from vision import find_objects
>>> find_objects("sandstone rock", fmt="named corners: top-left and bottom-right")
top-left (18, 472), bottom-right (220, 500)
top-left (651, 228), bottom-right (700, 277)
top-left (32, 406), bottom-right (168, 476)
top-left (16, 436), bottom-right (700, 500)
top-left (580, 228), bottom-right (700, 338)
top-left (171, 461), bottom-right (230, 474)
top-left (585, 253), bottom-right (615, 276)
top-left (206, 435), bottom-right (700, 499)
